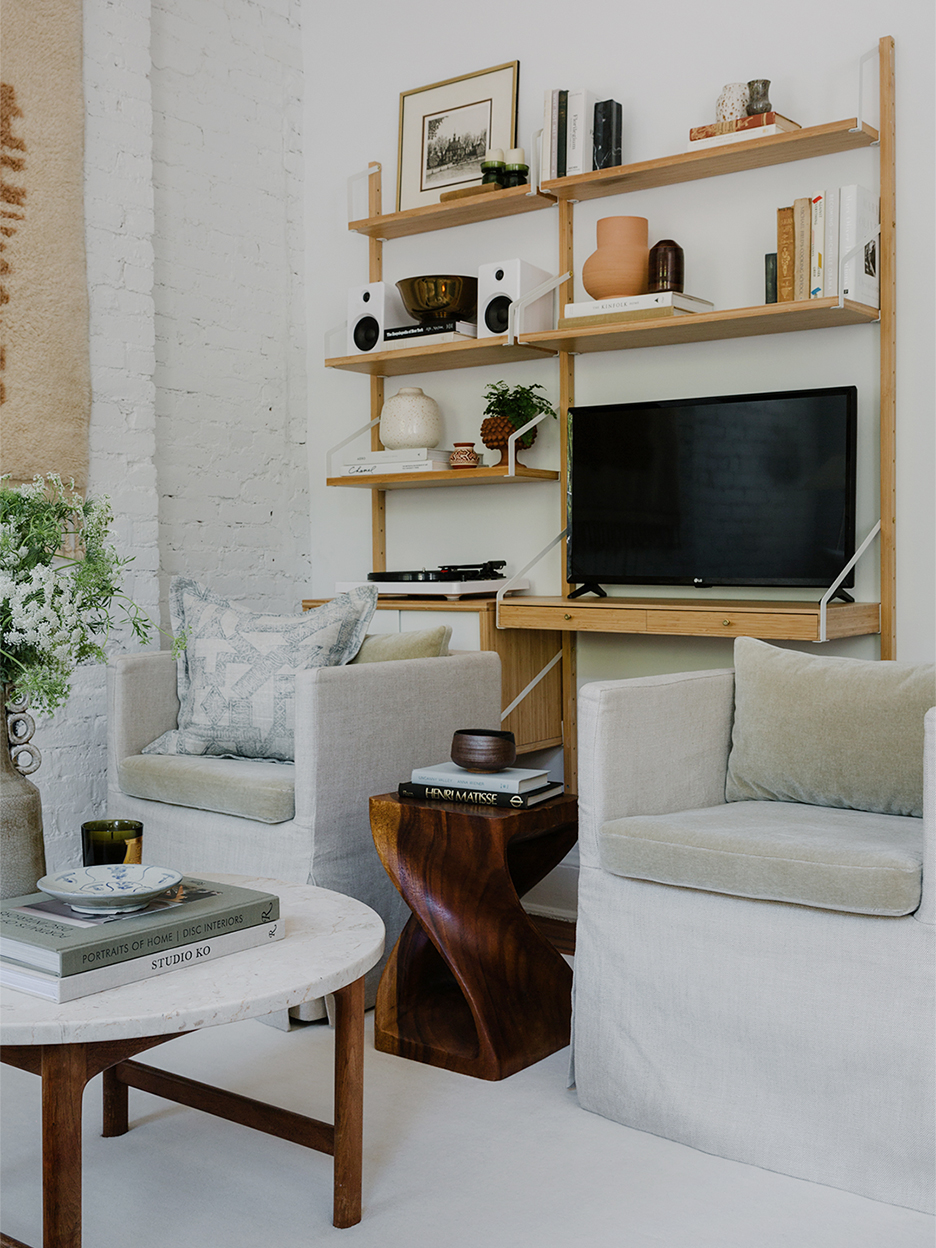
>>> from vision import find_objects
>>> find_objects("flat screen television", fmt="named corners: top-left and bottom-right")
top-left (567, 385), bottom-right (858, 597)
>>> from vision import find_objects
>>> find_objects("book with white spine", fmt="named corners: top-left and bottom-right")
top-left (810, 192), bottom-right (826, 297)
top-left (839, 184), bottom-right (879, 308)
top-left (410, 760), bottom-right (550, 794)
top-left (563, 292), bottom-right (713, 318)
top-left (566, 88), bottom-right (597, 176)
top-left (346, 447), bottom-right (453, 464)
top-left (340, 460), bottom-right (455, 477)
top-left (823, 187), bottom-right (841, 298)
top-left (687, 124), bottom-right (794, 151)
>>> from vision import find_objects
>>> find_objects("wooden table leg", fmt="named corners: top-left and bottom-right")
top-left (330, 975), bottom-right (365, 1229)
top-left (41, 1044), bottom-right (87, 1248)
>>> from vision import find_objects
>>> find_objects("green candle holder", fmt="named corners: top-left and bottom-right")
top-left (81, 819), bottom-right (144, 867)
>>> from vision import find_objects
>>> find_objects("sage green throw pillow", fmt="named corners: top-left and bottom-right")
top-left (726, 637), bottom-right (935, 817)
top-left (349, 625), bottom-right (451, 663)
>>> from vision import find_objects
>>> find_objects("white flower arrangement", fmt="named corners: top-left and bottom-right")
top-left (1, 474), bottom-right (164, 715)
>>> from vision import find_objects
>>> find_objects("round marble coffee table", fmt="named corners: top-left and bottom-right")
top-left (1, 875), bottom-right (385, 1246)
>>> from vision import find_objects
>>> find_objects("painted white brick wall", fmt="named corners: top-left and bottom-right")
top-left (30, 0), bottom-right (308, 872)
top-left (151, 0), bottom-right (308, 618)
top-left (30, 0), bottom-right (158, 873)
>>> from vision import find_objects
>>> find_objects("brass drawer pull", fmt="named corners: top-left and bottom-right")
top-left (723, 619), bottom-right (732, 627)
top-left (564, 613), bottom-right (572, 621)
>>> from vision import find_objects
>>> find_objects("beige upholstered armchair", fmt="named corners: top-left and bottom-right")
top-left (573, 638), bottom-right (935, 1212)
top-left (107, 647), bottom-right (502, 1015)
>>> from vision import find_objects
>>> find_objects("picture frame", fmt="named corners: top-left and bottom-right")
top-left (396, 62), bottom-right (519, 213)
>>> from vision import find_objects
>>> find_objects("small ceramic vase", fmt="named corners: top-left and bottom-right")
top-left (581, 216), bottom-right (649, 300)
top-left (648, 240), bottom-right (685, 293)
top-left (450, 442), bottom-right (480, 468)
top-left (746, 80), bottom-right (772, 115)
top-left (379, 387), bottom-right (442, 450)
top-left (716, 82), bottom-right (750, 123)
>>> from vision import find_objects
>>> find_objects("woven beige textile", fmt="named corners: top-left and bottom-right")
top-left (1, 0), bottom-right (90, 490)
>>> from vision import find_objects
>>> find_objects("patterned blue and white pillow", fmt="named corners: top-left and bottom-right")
top-left (143, 579), bottom-right (377, 762)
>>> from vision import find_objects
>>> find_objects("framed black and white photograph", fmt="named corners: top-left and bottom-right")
top-left (396, 62), bottom-right (519, 212)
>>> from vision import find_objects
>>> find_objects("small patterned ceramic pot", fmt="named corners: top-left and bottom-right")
top-left (716, 82), bottom-right (750, 123)
top-left (450, 442), bottom-right (480, 468)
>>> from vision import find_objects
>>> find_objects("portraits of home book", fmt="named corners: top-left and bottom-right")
top-left (0, 877), bottom-right (280, 976)
top-left (1, 920), bottom-right (284, 1002)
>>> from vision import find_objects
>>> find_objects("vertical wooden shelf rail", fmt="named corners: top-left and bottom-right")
top-left (878, 35), bottom-right (896, 659)
top-left (367, 163), bottom-right (387, 573)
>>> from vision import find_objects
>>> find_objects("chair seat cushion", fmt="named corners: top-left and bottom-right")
top-left (598, 801), bottom-right (923, 915)
top-left (119, 754), bottom-right (295, 824)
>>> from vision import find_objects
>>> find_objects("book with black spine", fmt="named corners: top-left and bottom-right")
top-left (383, 320), bottom-right (477, 341)
top-left (0, 877), bottom-right (280, 976)
top-left (556, 90), bottom-right (569, 178)
top-left (1, 919), bottom-right (284, 1002)
top-left (399, 781), bottom-right (565, 810)
top-left (593, 99), bottom-right (622, 170)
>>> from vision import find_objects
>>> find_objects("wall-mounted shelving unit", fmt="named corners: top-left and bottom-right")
top-left (325, 38), bottom-right (895, 788)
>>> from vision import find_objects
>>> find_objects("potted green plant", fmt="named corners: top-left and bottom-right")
top-left (1, 474), bottom-right (171, 896)
top-left (480, 381), bottom-right (557, 467)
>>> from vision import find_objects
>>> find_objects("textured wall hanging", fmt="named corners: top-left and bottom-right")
top-left (1, 0), bottom-right (91, 491)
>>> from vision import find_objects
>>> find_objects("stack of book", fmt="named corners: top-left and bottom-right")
top-left (0, 876), bottom-right (283, 1002)
top-left (559, 291), bottom-right (714, 329)
top-left (776, 184), bottom-right (879, 305)
top-left (339, 447), bottom-right (483, 477)
top-left (542, 91), bottom-right (622, 179)
top-left (401, 761), bottom-right (565, 809)
top-left (382, 319), bottom-right (477, 350)
top-left (686, 112), bottom-right (800, 151)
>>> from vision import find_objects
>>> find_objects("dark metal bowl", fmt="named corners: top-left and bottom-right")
top-left (451, 729), bottom-right (517, 773)
top-left (396, 275), bottom-right (478, 323)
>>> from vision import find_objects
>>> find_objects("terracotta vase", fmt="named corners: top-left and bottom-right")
top-left (1, 686), bottom-right (46, 899)
top-left (581, 216), bottom-right (649, 301)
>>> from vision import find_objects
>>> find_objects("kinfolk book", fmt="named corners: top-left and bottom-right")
top-left (0, 877), bottom-right (280, 976)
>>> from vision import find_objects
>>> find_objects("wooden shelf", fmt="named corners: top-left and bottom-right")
top-left (325, 335), bottom-right (555, 376)
top-left (542, 119), bottom-right (879, 201)
top-left (524, 297), bottom-right (879, 355)
top-left (327, 465), bottom-right (559, 490)
top-left (496, 596), bottom-right (881, 643)
top-left (349, 185), bottom-right (556, 240)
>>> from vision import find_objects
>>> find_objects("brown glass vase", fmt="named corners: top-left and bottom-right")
top-left (581, 216), bottom-right (649, 300)
top-left (648, 240), bottom-right (685, 293)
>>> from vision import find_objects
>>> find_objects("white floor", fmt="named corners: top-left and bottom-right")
top-left (1, 1011), bottom-right (932, 1248)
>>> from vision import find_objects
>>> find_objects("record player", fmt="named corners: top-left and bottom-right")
top-left (336, 562), bottom-right (529, 600)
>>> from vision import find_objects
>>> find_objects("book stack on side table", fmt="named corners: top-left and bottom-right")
top-left (401, 761), bottom-right (565, 809)
top-left (0, 876), bottom-right (283, 1001)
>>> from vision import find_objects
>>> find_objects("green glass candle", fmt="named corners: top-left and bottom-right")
top-left (81, 820), bottom-right (144, 866)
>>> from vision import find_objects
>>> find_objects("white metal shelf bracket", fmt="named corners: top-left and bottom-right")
top-left (347, 163), bottom-right (381, 228)
top-left (500, 651), bottom-right (563, 723)
top-left (506, 271), bottom-right (571, 345)
top-left (817, 519), bottom-right (880, 642)
top-left (506, 412), bottom-right (553, 476)
top-left (496, 527), bottom-right (568, 625)
top-left (852, 46), bottom-right (880, 136)
top-left (326, 417), bottom-right (380, 479)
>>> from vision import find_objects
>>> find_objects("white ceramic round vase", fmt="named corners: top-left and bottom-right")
top-left (378, 387), bottom-right (442, 450)
top-left (716, 82), bottom-right (750, 122)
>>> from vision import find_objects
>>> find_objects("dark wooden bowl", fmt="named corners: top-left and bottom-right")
top-left (451, 729), bottom-right (517, 772)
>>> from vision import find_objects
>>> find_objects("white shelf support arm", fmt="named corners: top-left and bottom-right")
top-left (506, 271), bottom-right (572, 345)
top-left (853, 45), bottom-right (879, 136)
top-left (347, 163), bottom-right (381, 228)
top-left (326, 417), bottom-right (381, 479)
top-left (500, 651), bottom-right (563, 723)
top-left (817, 520), bottom-right (880, 643)
top-left (496, 527), bottom-right (569, 625)
top-left (528, 128), bottom-right (543, 196)
top-left (506, 412), bottom-right (553, 477)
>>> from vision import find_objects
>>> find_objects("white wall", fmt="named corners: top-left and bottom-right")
top-left (303, 0), bottom-right (934, 672)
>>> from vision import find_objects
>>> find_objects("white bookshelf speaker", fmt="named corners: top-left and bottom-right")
top-left (346, 282), bottom-right (413, 355)
top-left (476, 259), bottom-right (554, 338)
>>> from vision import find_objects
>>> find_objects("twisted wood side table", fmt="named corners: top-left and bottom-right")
top-left (370, 792), bottom-right (578, 1080)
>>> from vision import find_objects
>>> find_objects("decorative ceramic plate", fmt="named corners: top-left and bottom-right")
top-left (36, 865), bottom-right (184, 914)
